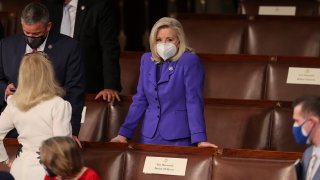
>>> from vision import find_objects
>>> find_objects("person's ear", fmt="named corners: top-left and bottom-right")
top-left (308, 116), bottom-right (319, 125)
top-left (46, 22), bottom-right (52, 32)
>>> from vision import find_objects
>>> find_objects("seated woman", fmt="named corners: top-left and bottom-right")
top-left (111, 17), bottom-right (216, 147)
top-left (0, 52), bottom-right (72, 179)
top-left (40, 136), bottom-right (100, 180)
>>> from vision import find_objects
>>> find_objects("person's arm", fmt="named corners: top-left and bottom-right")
top-left (0, 40), bottom-right (7, 106)
top-left (98, 0), bottom-right (121, 92)
top-left (64, 42), bottom-right (85, 137)
top-left (183, 54), bottom-right (210, 144)
top-left (116, 54), bottom-right (148, 139)
top-left (52, 99), bottom-right (72, 137)
top-left (0, 97), bottom-right (15, 164)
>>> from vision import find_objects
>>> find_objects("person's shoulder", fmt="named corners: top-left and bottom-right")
top-left (6, 96), bottom-right (15, 107)
top-left (141, 52), bottom-right (152, 59)
top-left (83, 167), bottom-right (100, 179)
top-left (1, 34), bottom-right (23, 44)
top-left (178, 51), bottom-right (201, 65)
top-left (49, 33), bottom-right (78, 46)
top-left (90, 0), bottom-right (111, 8)
top-left (304, 145), bottom-right (313, 154)
top-left (50, 96), bottom-right (71, 107)
top-left (140, 52), bottom-right (153, 63)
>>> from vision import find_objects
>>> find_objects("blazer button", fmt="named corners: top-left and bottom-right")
top-left (157, 106), bottom-right (160, 109)
top-left (155, 87), bottom-right (158, 91)
top-left (157, 115), bottom-right (160, 118)
top-left (155, 97), bottom-right (158, 101)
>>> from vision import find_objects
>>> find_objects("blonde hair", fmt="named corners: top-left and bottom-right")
top-left (40, 136), bottom-right (84, 178)
top-left (12, 52), bottom-right (64, 111)
top-left (149, 17), bottom-right (193, 63)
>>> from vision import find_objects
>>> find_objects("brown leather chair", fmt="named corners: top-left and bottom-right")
top-left (265, 57), bottom-right (320, 101)
top-left (245, 16), bottom-right (320, 57)
top-left (120, 52), bottom-right (142, 95)
top-left (106, 96), bottom-right (143, 142)
top-left (269, 106), bottom-right (307, 152)
top-left (123, 149), bottom-right (213, 180)
top-left (204, 99), bottom-right (273, 150)
top-left (78, 95), bottom-right (110, 141)
top-left (178, 15), bottom-right (246, 54)
top-left (212, 156), bottom-right (298, 180)
top-left (239, 1), bottom-right (319, 16)
top-left (200, 54), bottom-right (268, 99)
top-left (81, 143), bottom-right (127, 180)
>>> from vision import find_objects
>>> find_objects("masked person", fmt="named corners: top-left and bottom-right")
top-left (0, 53), bottom-right (72, 180)
top-left (40, 136), bottom-right (100, 180)
top-left (111, 17), bottom-right (216, 148)
top-left (0, 2), bottom-right (85, 144)
top-left (292, 95), bottom-right (320, 180)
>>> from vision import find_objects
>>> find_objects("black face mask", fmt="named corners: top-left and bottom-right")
top-left (24, 34), bottom-right (47, 49)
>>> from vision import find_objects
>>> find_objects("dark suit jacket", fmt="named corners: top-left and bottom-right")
top-left (0, 33), bottom-right (85, 136)
top-left (42, 0), bottom-right (121, 93)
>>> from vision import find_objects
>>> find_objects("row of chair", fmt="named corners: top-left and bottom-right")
top-left (0, 139), bottom-right (302, 180)
top-left (238, 0), bottom-right (319, 16)
top-left (78, 94), bottom-right (307, 152)
top-left (120, 52), bottom-right (320, 101)
top-left (177, 14), bottom-right (320, 57)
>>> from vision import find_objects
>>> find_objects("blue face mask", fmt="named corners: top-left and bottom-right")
top-left (292, 120), bottom-right (309, 144)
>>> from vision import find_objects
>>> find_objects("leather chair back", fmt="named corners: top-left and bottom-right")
top-left (201, 55), bottom-right (267, 99)
top-left (204, 100), bottom-right (273, 150)
top-left (212, 156), bottom-right (298, 180)
top-left (179, 15), bottom-right (246, 54)
top-left (246, 16), bottom-right (320, 57)
top-left (265, 57), bottom-right (320, 101)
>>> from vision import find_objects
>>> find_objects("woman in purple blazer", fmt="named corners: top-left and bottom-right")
top-left (112, 17), bottom-right (216, 147)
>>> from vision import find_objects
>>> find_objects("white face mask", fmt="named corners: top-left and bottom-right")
top-left (156, 43), bottom-right (177, 61)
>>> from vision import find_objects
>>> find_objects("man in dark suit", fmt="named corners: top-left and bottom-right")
top-left (41, 0), bottom-right (121, 102)
top-left (0, 2), bottom-right (85, 141)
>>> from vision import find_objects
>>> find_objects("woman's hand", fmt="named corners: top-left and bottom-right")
top-left (197, 141), bottom-right (218, 148)
top-left (110, 135), bottom-right (128, 143)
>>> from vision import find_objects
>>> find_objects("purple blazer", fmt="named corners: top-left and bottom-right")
top-left (119, 52), bottom-right (207, 144)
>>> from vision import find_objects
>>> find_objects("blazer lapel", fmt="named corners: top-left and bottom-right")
top-left (313, 166), bottom-right (320, 180)
top-left (157, 61), bottom-right (177, 85)
top-left (44, 33), bottom-right (58, 53)
top-left (148, 62), bottom-right (157, 87)
top-left (73, 0), bottom-right (88, 39)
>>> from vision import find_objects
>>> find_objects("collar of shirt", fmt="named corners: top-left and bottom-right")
top-left (25, 33), bottom-right (49, 54)
top-left (67, 0), bottom-right (78, 9)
